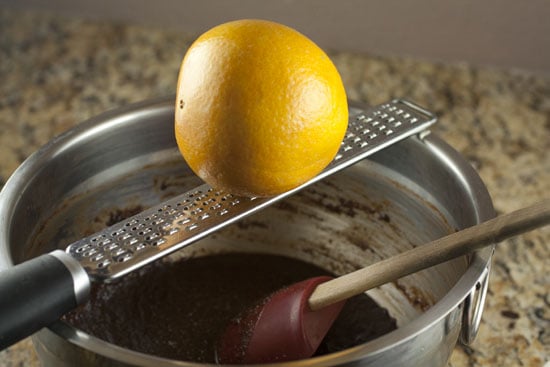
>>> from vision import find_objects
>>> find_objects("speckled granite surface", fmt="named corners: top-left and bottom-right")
top-left (0, 9), bottom-right (548, 367)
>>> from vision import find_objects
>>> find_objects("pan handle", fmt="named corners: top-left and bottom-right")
top-left (460, 262), bottom-right (490, 345)
top-left (0, 250), bottom-right (90, 350)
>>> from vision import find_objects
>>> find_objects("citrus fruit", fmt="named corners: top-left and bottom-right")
top-left (175, 19), bottom-right (348, 197)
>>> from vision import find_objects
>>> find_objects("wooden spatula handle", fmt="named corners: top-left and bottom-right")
top-left (308, 199), bottom-right (550, 311)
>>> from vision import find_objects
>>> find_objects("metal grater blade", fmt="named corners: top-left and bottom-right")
top-left (67, 99), bottom-right (437, 281)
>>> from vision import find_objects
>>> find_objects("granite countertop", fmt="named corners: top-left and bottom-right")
top-left (0, 9), bottom-right (548, 367)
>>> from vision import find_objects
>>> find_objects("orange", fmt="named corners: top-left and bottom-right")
top-left (175, 19), bottom-right (348, 197)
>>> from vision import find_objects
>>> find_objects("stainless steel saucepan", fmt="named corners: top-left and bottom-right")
top-left (0, 98), bottom-right (495, 366)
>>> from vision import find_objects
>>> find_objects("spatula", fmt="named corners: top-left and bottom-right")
top-left (0, 99), bottom-right (436, 350)
top-left (217, 199), bottom-right (550, 364)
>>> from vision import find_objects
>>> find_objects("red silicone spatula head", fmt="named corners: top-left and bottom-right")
top-left (217, 276), bottom-right (345, 364)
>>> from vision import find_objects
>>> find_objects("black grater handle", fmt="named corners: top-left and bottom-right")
top-left (0, 250), bottom-right (90, 350)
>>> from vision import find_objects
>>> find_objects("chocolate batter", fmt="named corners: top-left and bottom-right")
top-left (65, 253), bottom-right (396, 363)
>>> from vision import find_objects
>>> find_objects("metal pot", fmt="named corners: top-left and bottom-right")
top-left (0, 98), bottom-right (494, 366)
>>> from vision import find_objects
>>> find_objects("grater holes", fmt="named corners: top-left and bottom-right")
top-left (131, 223), bottom-right (146, 231)
top-left (113, 250), bottom-right (132, 263)
top-left (182, 203), bottom-right (196, 211)
top-left (165, 208), bottom-right (178, 216)
top-left (82, 248), bottom-right (97, 257)
top-left (123, 237), bottom-right (139, 246)
top-left (144, 232), bottom-right (161, 242)
top-left (111, 228), bottom-right (126, 237)
top-left (151, 238), bottom-right (166, 247)
top-left (115, 256), bottom-right (131, 263)
top-left (96, 259), bottom-right (111, 269)
top-left (345, 132), bottom-right (355, 140)
top-left (177, 217), bottom-right (192, 226)
top-left (190, 208), bottom-right (203, 216)
top-left (167, 227), bottom-right (180, 235)
top-left (124, 219), bottom-right (139, 227)
top-left (111, 247), bottom-right (127, 256)
top-left (187, 190), bottom-right (204, 199)
top-left (138, 227), bottom-right (152, 236)
top-left (75, 244), bottom-right (91, 253)
top-left (118, 233), bottom-right (132, 241)
top-left (143, 214), bottom-right (159, 222)
top-left (202, 198), bottom-right (216, 206)
top-left (176, 198), bottom-right (192, 207)
top-left (335, 105), bottom-right (418, 158)
top-left (172, 212), bottom-right (185, 220)
top-left (132, 242), bottom-right (147, 251)
top-left (195, 193), bottom-right (208, 201)
top-left (149, 218), bottom-right (164, 226)
top-left (157, 206), bottom-right (167, 213)
top-left (220, 193), bottom-right (234, 202)
top-left (352, 136), bottom-right (367, 149)
top-left (105, 243), bottom-right (119, 251)
top-left (90, 253), bottom-right (104, 262)
top-left (91, 234), bottom-right (106, 241)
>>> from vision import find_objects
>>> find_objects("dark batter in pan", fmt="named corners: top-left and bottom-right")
top-left (65, 253), bottom-right (396, 363)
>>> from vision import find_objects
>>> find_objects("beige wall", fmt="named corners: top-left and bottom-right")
top-left (2, 0), bottom-right (549, 72)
